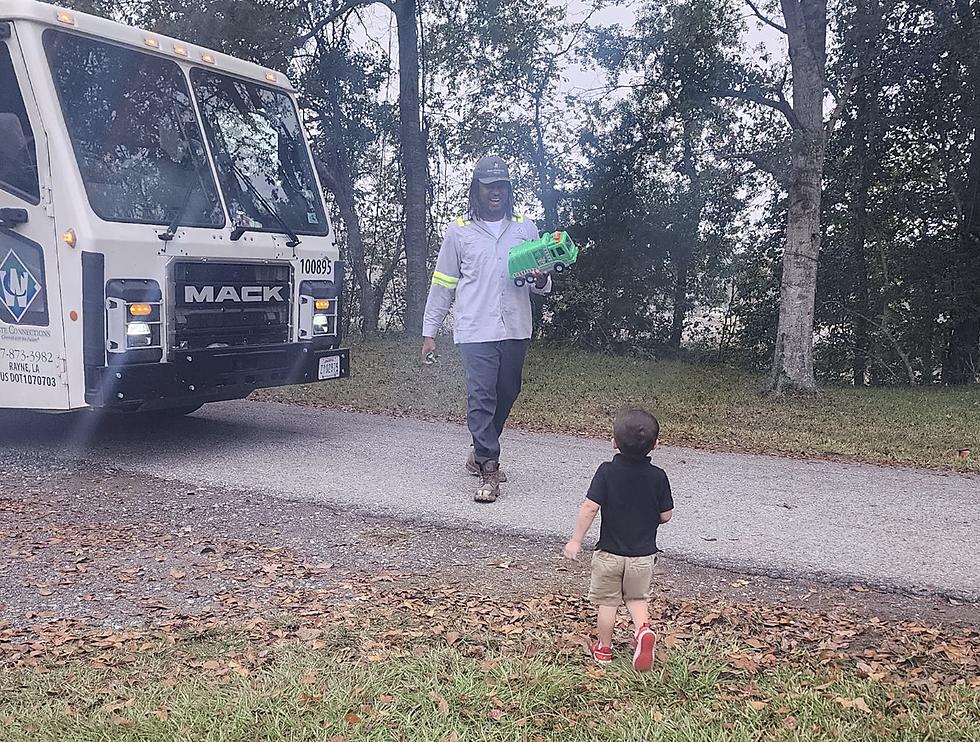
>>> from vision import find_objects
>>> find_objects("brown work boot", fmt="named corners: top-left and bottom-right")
top-left (474, 461), bottom-right (501, 503)
top-left (466, 450), bottom-right (507, 482)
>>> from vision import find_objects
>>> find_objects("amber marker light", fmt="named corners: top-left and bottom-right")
top-left (129, 304), bottom-right (152, 317)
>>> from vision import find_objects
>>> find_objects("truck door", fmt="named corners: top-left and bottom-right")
top-left (0, 23), bottom-right (68, 410)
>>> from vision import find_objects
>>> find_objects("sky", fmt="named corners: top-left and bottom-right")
top-left (346, 0), bottom-right (788, 109)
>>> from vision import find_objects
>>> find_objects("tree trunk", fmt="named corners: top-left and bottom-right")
top-left (531, 86), bottom-right (559, 231)
top-left (847, 0), bottom-right (880, 387)
top-left (395, 0), bottom-right (429, 335)
top-left (769, 0), bottom-right (828, 393)
top-left (670, 121), bottom-right (701, 351)
top-left (943, 1), bottom-right (980, 383)
top-left (316, 63), bottom-right (381, 337)
top-left (669, 257), bottom-right (689, 349)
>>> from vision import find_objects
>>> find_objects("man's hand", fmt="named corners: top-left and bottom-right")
top-left (530, 270), bottom-right (550, 289)
top-left (421, 337), bottom-right (436, 364)
top-left (563, 539), bottom-right (582, 561)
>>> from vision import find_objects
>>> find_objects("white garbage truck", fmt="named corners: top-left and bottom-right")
top-left (0, 0), bottom-right (349, 415)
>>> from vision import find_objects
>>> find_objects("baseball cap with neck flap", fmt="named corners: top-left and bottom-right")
top-left (473, 155), bottom-right (511, 185)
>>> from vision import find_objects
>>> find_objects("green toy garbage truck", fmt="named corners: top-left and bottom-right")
top-left (508, 230), bottom-right (578, 287)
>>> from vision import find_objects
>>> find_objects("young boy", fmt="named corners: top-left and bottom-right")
top-left (563, 408), bottom-right (673, 671)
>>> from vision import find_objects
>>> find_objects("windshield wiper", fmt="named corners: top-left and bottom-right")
top-left (158, 182), bottom-right (197, 242)
top-left (228, 162), bottom-right (301, 248)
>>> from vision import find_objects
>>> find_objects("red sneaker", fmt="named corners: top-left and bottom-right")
top-left (591, 641), bottom-right (613, 664)
top-left (632, 625), bottom-right (656, 672)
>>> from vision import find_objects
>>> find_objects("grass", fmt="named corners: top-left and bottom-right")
top-left (3, 638), bottom-right (978, 741)
top-left (257, 338), bottom-right (980, 472)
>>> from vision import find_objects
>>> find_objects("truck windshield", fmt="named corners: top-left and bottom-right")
top-left (43, 30), bottom-right (223, 228)
top-left (191, 68), bottom-right (327, 237)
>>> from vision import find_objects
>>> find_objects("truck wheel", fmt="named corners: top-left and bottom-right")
top-left (553, 262), bottom-right (566, 274)
top-left (514, 277), bottom-right (526, 287)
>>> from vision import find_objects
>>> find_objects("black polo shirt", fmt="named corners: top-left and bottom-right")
top-left (586, 454), bottom-right (674, 557)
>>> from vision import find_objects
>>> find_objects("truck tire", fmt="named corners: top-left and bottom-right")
top-left (553, 262), bottom-right (566, 274)
top-left (514, 277), bottom-right (526, 287)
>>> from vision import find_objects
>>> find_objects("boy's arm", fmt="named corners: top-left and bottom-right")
top-left (564, 499), bottom-right (600, 560)
top-left (658, 471), bottom-right (674, 524)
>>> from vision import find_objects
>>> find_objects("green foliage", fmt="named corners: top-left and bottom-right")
top-left (542, 0), bottom-right (746, 352)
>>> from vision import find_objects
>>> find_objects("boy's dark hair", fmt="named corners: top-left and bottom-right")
top-left (613, 408), bottom-right (660, 457)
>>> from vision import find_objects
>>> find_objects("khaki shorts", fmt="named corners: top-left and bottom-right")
top-left (588, 550), bottom-right (658, 607)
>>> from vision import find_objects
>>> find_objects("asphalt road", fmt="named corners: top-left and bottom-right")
top-left (2, 400), bottom-right (978, 599)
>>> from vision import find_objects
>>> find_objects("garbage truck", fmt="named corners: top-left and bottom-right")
top-left (0, 1), bottom-right (349, 414)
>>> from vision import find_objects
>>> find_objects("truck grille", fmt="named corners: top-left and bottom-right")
top-left (172, 262), bottom-right (291, 351)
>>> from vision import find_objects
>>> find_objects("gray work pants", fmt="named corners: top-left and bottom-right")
top-left (458, 340), bottom-right (529, 465)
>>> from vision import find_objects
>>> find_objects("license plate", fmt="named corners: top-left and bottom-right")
top-left (318, 355), bottom-right (341, 380)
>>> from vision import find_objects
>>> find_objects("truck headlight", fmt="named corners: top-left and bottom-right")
top-left (300, 292), bottom-right (338, 339)
top-left (126, 321), bottom-right (153, 348)
top-left (106, 290), bottom-right (162, 355)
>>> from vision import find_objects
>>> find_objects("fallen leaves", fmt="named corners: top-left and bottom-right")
top-left (430, 691), bottom-right (450, 716)
top-left (834, 696), bottom-right (872, 713)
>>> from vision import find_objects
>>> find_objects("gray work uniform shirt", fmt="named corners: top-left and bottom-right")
top-left (422, 214), bottom-right (551, 344)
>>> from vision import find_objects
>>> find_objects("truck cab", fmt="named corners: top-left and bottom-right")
top-left (0, 1), bottom-right (349, 413)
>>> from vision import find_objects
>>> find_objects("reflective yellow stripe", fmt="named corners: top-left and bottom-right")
top-left (457, 217), bottom-right (465, 226)
top-left (433, 271), bottom-right (459, 284)
top-left (432, 271), bottom-right (459, 289)
top-left (510, 214), bottom-right (524, 223)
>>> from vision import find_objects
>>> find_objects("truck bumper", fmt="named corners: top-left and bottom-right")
top-left (85, 343), bottom-right (350, 411)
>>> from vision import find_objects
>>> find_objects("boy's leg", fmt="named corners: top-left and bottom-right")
top-left (597, 605), bottom-right (617, 647)
top-left (623, 555), bottom-right (657, 672)
top-left (625, 600), bottom-right (650, 633)
top-left (458, 342), bottom-right (503, 465)
top-left (492, 340), bottom-right (530, 438)
top-left (589, 551), bottom-right (624, 658)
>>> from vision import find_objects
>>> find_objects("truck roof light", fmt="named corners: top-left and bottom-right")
top-left (62, 229), bottom-right (77, 248)
top-left (173, 44), bottom-right (189, 57)
top-left (145, 37), bottom-right (160, 49)
top-left (56, 11), bottom-right (76, 26)
top-left (201, 52), bottom-right (216, 65)
top-left (265, 72), bottom-right (277, 83)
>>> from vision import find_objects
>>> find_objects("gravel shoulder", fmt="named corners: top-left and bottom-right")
top-left (2, 400), bottom-right (977, 600)
top-left (1, 451), bottom-right (976, 632)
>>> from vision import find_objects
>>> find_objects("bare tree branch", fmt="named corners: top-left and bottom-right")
top-left (719, 86), bottom-right (801, 129)
top-left (295, 0), bottom-right (395, 45)
top-left (717, 146), bottom-right (790, 189)
top-left (826, 64), bottom-right (862, 136)
top-left (852, 309), bottom-right (917, 386)
top-left (555, 1), bottom-right (604, 59)
top-left (746, 0), bottom-right (788, 35)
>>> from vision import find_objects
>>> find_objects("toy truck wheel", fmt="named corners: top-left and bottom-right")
top-left (553, 262), bottom-right (566, 274)
top-left (514, 276), bottom-right (526, 287)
